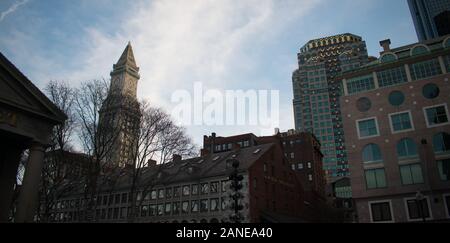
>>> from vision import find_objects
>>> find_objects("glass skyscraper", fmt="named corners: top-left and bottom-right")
top-left (408, 0), bottom-right (450, 41)
top-left (292, 33), bottom-right (369, 181)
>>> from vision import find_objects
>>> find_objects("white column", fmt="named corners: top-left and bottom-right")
top-left (372, 72), bottom-right (379, 89)
top-left (342, 79), bottom-right (348, 96)
top-left (405, 64), bottom-right (413, 82)
top-left (15, 142), bottom-right (46, 222)
top-left (438, 56), bottom-right (447, 74)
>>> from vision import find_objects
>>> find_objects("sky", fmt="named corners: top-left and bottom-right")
top-left (0, 0), bottom-right (418, 147)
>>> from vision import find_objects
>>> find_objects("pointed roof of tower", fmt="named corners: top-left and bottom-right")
top-left (114, 41), bottom-right (138, 69)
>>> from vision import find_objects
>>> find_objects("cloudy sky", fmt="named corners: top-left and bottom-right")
top-left (0, 0), bottom-right (418, 147)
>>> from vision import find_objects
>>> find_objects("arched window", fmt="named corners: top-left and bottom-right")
top-left (410, 45), bottom-right (430, 56)
top-left (444, 37), bottom-right (450, 48)
top-left (433, 133), bottom-right (450, 153)
top-left (397, 138), bottom-right (418, 158)
top-left (362, 144), bottom-right (383, 163)
top-left (380, 53), bottom-right (398, 63)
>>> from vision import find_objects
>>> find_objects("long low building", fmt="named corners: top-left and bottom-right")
top-left (45, 143), bottom-right (307, 223)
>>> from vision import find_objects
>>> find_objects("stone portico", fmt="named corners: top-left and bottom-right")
top-left (0, 52), bottom-right (66, 222)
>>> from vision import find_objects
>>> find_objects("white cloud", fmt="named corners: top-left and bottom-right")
top-left (4, 0), bottom-right (323, 145)
top-left (0, 0), bottom-right (29, 22)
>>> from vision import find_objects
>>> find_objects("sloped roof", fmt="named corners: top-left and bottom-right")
top-left (106, 143), bottom-right (275, 191)
top-left (0, 52), bottom-right (67, 124)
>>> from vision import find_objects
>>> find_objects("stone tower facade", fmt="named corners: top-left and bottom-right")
top-left (99, 42), bottom-right (141, 168)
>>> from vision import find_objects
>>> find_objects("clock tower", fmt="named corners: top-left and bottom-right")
top-left (99, 42), bottom-right (141, 168)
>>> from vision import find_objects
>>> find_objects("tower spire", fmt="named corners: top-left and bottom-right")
top-left (115, 41), bottom-right (137, 69)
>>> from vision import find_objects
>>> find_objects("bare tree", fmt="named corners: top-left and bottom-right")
top-left (126, 101), bottom-right (197, 222)
top-left (38, 81), bottom-right (80, 222)
top-left (74, 79), bottom-right (124, 222)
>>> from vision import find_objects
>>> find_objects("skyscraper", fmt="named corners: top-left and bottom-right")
top-left (99, 42), bottom-right (141, 167)
top-left (292, 33), bottom-right (369, 181)
top-left (408, 0), bottom-right (450, 41)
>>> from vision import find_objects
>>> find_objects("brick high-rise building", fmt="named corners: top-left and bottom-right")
top-left (339, 35), bottom-right (450, 222)
top-left (292, 33), bottom-right (369, 181)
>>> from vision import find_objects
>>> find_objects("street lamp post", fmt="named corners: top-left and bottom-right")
top-left (228, 159), bottom-right (244, 223)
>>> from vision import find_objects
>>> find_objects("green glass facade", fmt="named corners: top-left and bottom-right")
top-left (292, 33), bottom-right (369, 180)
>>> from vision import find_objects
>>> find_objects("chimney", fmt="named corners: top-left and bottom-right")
top-left (379, 39), bottom-right (391, 53)
top-left (173, 154), bottom-right (182, 162)
top-left (210, 132), bottom-right (217, 153)
top-left (147, 159), bottom-right (157, 167)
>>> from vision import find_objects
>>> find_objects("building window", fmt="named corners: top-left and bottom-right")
top-left (210, 182), bottom-right (219, 193)
top-left (389, 111), bottom-right (414, 133)
top-left (362, 144), bottom-right (383, 163)
top-left (200, 199), bottom-right (209, 212)
top-left (406, 198), bottom-right (431, 220)
top-left (307, 162), bottom-right (312, 169)
top-left (121, 193), bottom-right (128, 204)
top-left (433, 132), bottom-right (450, 153)
top-left (380, 53), bottom-right (397, 63)
top-left (397, 138), bottom-right (418, 158)
top-left (377, 66), bottom-right (408, 88)
top-left (191, 200), bottom-right (199, 213)
top-left (140, 205), bottom-right (148, 217)
top-left (400, 164), bottom-right (424, 185)
top-left (221, 180), bottom-right (228, 192)
top-left (291, 164), bottom-right (296, 171)
top-left (201, 183), bottom-right (209, 195)
top-left (298, 163), bottom-right (304, 170)
top-left (149, 205), bottom-right (156, 216)
top-left (410, 58), bottom-right (442, 80)
top-left (166, 188), bottom-right (172, 199)
top-left (388, 91), bottom-right (405, 107)
top-left (424, 105), bottom-right (449, 127)
top-left (290, 153), bottom-right (295, 159)
top-left (210, 198), bottom-right (219, 212)
top-left (192, 184), bottom-right (199, 195)
top-left (370, 201), bottom-right (393, 222)
top-left (365, 169), bottom-right (387, 189)
top-left (347, 74), bottom-right (375, 95)
top-left (437, 159), bottom-right (450, 181)
top-left (357, 118), bottom-right (379, 138)
top-left (173, 187), bottom-right (180, 198)
top-left (157, 204), bottom-right (164, 216)
top-left (182, 185), bottom-right (190, 196)
top-left (445, 195), bottom-right (450, 218)
top-left (422, 83), bottom-right (440, 99)
top-left (173, 202), bottom-right (180, 215)
top-left (165, 203), bottom-right (171, 215)
top-left (151, 190), bottom-right (157, 200)
top-left (356, 97), bottom-right (372, 112)
top-left (158, 189), bottom-right (164, 199)
top-left (308, 174), bottom-right (313, 181)
top-left (221, 197), bottom-right (228, 211)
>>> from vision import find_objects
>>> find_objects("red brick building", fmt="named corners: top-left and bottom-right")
top-left (202, 130), bottom-right (326, 201)
top-left (340, 36), bottom-right (450, 222)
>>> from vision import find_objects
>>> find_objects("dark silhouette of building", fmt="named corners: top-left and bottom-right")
top-left (0, 52), bottom-right (66, 222)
